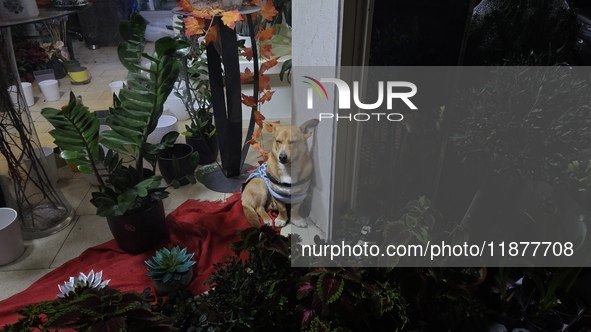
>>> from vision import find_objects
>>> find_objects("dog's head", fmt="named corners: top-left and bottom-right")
top-left (269, 119), bottom-right (319, 165)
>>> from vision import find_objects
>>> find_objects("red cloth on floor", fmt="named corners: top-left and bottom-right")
top-left (0, 193), bottom-right (251, 326)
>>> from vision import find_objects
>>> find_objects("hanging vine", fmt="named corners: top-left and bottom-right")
top-left (178, 0), bottom-right (282, 163)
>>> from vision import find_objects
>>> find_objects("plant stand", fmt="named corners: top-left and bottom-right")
top-left (201, 5), bottom-right (261, 192)
top-left (0, 8), bottom-right (81, 239)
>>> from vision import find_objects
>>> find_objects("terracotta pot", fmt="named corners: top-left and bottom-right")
top-left (106, 200), bottom-right (167, 254)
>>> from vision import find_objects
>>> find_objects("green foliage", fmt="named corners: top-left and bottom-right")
top-left (118, 12), bottom-right (147, 76)
top-left (297, 267), bottom-right (408, 331)
top-left (145, 246), bottom-right (196, 283)
top-left (199, 226), bottom-right (300, 331)
top-left (41, 13), bottom-right (198, 217)
top-left (415, 268), bottom-right (487, 331)
top-left (176, 22), bottom-right (216, 139)
top-left (452, 67), bottom-right (591, 185)
top-left (270, 0), bottom-right (291, 26)
top-left (382, 196), bottom-right (441, 248)
top-left (229, 225), bottom-right (290, 257)
top-left (1, 287), bottom-right (171, 332)
top-left (279, 58), bottom-right (292, 83)
top-left (525, 267), bottom-right (583, 312)
top-left (151, 290), bottom-right (214, 332)
top-left (1, 301), bottom-right (53, 332)
top-left (567, 160), bottom-right (591, 193)
top-left (466, 0), bottom-right (580, 65)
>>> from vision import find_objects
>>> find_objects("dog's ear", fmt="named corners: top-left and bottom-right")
top-left (299, 119), bottom-right (319, 139)
top-left (266, 122), bottom-right (280, 133)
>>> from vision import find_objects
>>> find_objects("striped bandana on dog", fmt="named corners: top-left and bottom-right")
top-left (242, 162), bottom-right (309, 204)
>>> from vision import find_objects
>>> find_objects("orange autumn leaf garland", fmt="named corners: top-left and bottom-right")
top-left (242, 1), bottom-right (282, 162)
top-left (221, 10), bottom-right (243, 29)
top-left (260, 0), bottom-right (279, 21)
top-left (177, 0), bottom-right (282, 162)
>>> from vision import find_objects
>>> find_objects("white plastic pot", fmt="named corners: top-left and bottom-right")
top-left (38, 79), bottom-right (61, 102)
top-left (0, 208), bottom-right (25, 266)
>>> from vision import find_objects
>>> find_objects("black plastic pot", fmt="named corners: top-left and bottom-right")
top-left (185, 133), bottom-right (218, 165)
top-left (489, 295), bottom-right (524, 331)
top-left (553, 292), bottom-right (585, 326)
top-left (106, 200), bottom-right (167, 254)
top-left (157, 143), bottom-right (193, 186)
top-left (525, 307), bottom-right (563, 332)
top-left (49, 60), bottom-right (67, 79)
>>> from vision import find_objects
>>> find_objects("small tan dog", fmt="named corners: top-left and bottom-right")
top-left (242, 119), bottom-right (319, 228)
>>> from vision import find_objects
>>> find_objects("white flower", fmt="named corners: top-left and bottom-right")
top-left (57, 270), bottom-right (110, 298)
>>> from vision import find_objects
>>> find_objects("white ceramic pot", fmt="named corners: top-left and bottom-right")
top-left (22, 146), bottom-right (59, 184)
top-left (0, 208), bottom-right (25, 266)
top-left (147, 115), bottom-right (178, 144)
top-left (108, 81), bottom-right (126, 96)
top-left (165, 93), bottom-right (190, 121)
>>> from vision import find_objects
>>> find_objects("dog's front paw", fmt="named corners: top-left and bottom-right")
top-left (274, 218), bottom-right (288, 228)
top-left (291, 217), bottom-right (308, 228)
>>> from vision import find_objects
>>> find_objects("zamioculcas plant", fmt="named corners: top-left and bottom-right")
top-left (42, 13), bottom-right (199, 217)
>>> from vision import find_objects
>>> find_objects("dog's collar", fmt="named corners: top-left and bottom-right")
top-left (267, 172), bottom-right (311, 187)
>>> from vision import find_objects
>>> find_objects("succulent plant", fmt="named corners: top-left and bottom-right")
top-left (57, 270), bottom-right (110, 298)
top-left (145, 246), bottom-right (196, 283)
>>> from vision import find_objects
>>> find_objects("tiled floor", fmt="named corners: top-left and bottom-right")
top-left (0, 40), bottom-right (323, 301)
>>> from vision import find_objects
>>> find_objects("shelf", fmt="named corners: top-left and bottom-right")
top-left (0, 6), bottom-right (85, 28)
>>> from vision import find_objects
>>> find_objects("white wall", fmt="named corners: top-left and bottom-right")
top-left (292, 1), bottom-right (342, 235)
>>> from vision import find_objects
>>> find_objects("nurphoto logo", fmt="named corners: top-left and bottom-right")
top-left (303, 76), bottom-right (418, 122)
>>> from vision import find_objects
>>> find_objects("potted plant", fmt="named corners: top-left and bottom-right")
top-left (487, 266), bottom-right (524, 331)
top-left (13, 39), bottom-right (48, 82)
top-left (524, 267), bottom-right (583, 332)
top-left (40, 18), bottom-right (71, 80)
top-left (41, 13), bottom-right (199, 253)
top-left (177, 29), bottom-right (218, 165)
top-left (145, 246), bottom-right (196, 296)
